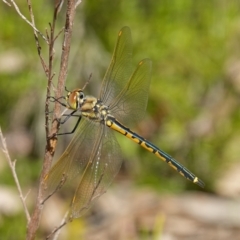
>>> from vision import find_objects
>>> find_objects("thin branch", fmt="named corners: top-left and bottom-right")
top-left (26, 0), bottom-right (79, 239)
top-left (50, 168), bottom-right (106, 237)
top-left (26, 0), bottom-right (49, 76)
top-left (56, 0), bottom-right (64, 15)
top-left (53, 27), bottom-right (64, 43)
top-left (27, 0), bottom-right (41, 53)
top-left (45, 7), bottom-right (60, 139)
top-left (2, 0), bottom-right (11, 6)
top-left (0, 128), bottom-right (31, 223)
top-left (4, 0), bottom-right (48, 43)
top-left (75, 0), bottom-right (82, 8)
top-left (41, 173), bottom-right (67, 205)
top-left (48, 211), bottom-right (69, 240)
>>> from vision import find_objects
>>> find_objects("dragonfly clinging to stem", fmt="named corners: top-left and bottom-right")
top-left (44, 26), bottom-right (204, 223)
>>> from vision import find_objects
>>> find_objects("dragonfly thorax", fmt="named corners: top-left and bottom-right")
top-left (66, 88), bottom-right (111, 123)
top-left (81, 96), bottom-right (110, 123)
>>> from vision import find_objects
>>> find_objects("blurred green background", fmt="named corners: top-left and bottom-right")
top-left (1, 0), bottom-right (240, 239)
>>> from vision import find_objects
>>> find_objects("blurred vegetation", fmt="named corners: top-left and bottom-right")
top-left (0, 0), bottom-right (240, 239)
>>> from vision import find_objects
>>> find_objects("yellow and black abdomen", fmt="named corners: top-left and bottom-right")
top-left (105, 115), bottom-right (204, 188)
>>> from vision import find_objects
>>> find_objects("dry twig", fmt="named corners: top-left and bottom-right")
top-left (48, 211), bottom-right (69, 240)
top-left (0, 128), bottom-right (31, 223)
top-left (26, 0), bottom-right (49, 76)
top-left (26, 1), bottom-right (79, 239)
top-left (75, 0), bottom-right (82, 8)
top-left (2, 0), bottom-right (81, 238)
top-left (2, 0), bottom-right (48, 43)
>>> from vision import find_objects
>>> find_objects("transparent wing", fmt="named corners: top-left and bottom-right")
top-left (43, 118), bottom-right (102, 198)
top-left (70, 126), bottom-right (122, 218)
top-left (99, 26), bottom-right (133, 106)
top-left (43, 118), bottom-right (122, 219)
top-left (110, 58), bottom-right (152, 124)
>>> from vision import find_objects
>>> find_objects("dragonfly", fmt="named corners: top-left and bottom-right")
top-left (44, 26), bottom-right (204, 221)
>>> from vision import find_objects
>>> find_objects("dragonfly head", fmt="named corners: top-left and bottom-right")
top-left (66, 88), bottom-right (85, 110)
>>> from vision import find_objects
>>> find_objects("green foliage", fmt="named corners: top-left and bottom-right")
top-left (0, 213), bottom-right (26, 240)
top-left (0, 3), bottom-right (240, 238)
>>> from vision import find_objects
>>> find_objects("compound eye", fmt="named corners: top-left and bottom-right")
top-left (79, 92), bottom-right (84, 99)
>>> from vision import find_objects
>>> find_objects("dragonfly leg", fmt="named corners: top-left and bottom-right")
top-left (57, 113), bottom-right (82, 136)
top-left (48, 110), bottom-right (82, 138)
top-left (48, 96), bottom-right (67, 107)
top-left (59, 110), bottom-right (78, 124)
